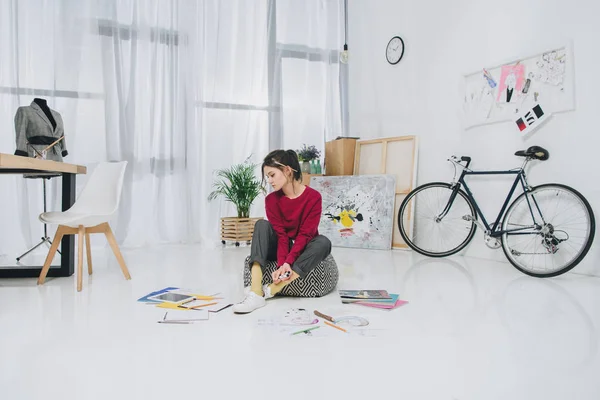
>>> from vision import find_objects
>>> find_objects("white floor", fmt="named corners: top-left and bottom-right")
top-left (1, 244), bottom-right (599, 400)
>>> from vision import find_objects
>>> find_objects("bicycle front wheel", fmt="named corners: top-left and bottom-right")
top-left (501, 184), bottom-right (595, 277)
top-left (398, 182), bottom-right (477, 257)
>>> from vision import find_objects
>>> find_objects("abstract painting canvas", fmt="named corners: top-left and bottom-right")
top-left (310, 175), bottom-right (396, 250)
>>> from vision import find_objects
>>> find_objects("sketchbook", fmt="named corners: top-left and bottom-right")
top-left (354, 299), bottom-right (408, 310)
top-left (158, 310), bottom-right (209, 324)
top-left (338, 290), bottom-right (391, 300)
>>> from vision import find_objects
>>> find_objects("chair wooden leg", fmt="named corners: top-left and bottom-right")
top-left (85, 233), bottom-right (93, 275)
top-left (103, 223), bottom-right (131, 280)
top-left (77, 226), bottom-right (85, 292)
top-left (38, 226), bottom-right (66, 285)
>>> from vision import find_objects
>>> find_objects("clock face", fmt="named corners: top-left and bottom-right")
top-left (386, 36), bottom-right (405, 65)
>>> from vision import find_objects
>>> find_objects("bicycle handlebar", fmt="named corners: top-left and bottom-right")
top-left (448, 155), bottom-right (472, 169)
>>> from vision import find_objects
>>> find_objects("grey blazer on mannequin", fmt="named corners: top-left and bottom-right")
top-left (14, 101), bottom-right (68, 162)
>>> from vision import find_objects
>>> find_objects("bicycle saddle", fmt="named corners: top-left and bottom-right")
top-left (514, 145), bottom-right (549, 160)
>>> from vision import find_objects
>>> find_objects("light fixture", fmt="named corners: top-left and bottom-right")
top-left (340, 44), bottom-right (348, 64)
top-left (340, 0), bottom-right (348, 64)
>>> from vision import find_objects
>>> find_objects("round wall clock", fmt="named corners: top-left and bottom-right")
top-left (386, 36), bottom-right (405, 65)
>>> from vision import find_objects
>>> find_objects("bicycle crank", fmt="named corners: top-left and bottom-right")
top-left (484, 234), bottom-right (502, 249)
top-left (462, 215), bottom-right (501, 249)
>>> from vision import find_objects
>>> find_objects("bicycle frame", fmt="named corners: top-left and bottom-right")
top-left (445, 162), bottom-right (542, 238)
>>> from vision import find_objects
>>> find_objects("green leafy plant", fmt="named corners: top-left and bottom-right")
top-left (296, 144), bottom-right (321, 162)
top-left (208, 158), bottom-right (264, 218)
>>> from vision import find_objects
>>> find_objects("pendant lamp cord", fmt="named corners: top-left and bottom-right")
top-left (343, 0), bottom-right (348, 48)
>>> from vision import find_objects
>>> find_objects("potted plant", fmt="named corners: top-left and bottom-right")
top-left (296, 144), bottom-right (322, 174)
top-left (208, 158), bottom-right (265, 246)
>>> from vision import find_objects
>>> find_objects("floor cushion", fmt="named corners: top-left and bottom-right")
top-left (243, 254), bottom-right (339, 297)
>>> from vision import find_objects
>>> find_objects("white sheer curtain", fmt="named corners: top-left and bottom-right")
top-left (0, 0), bottom-right (343, 261)
top-left (276, 0), bottom-right (344, 152)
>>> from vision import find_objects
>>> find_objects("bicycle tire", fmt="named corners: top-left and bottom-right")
top-left (398, 182), bottom-right (477, 257)
top-left (501, 183), bottom-right (595, 277)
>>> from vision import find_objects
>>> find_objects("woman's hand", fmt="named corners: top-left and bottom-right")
top-left (272, 263), bottom-right (292, 284)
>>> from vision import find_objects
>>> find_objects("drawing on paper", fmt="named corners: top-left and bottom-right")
top-left (532, 49), bottom-right (566, 86)
top-left (497, 64), bottom-right (525, 103)
top-left (464, 78), bottom-right (496, 122)
top-left (310, 175), bottom-right (396, 250)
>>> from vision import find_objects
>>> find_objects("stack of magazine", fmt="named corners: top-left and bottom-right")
top-left (339, 290), bottom-right (408, 310)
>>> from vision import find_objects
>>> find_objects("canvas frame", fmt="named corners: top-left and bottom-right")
top-left (353, 135), bottom-right (418, 249)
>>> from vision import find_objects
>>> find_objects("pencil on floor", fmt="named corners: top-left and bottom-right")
top-left (323, 320), bottom-right (347, 333)
top-left (157, 320), bottom-right (191, 324)
top-left (291, 326), bottom-right (320, 335)
top-left (187, 302), bottom-right (218, 309)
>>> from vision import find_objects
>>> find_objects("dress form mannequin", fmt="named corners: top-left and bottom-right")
top-left (14, 98), bottom-right (68, 161)
top-left (32, 98), bottom-right (57, 131)
top-left (14, 98), bottom-right (67, 261)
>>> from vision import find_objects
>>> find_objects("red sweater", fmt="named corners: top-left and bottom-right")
top-left (265, 186), bottom-right (322, 266)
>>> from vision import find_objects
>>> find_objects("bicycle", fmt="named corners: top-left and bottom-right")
top-left (397, 146), bottom-right (595, 277)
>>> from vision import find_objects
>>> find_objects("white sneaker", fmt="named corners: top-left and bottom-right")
top-left (243, 285), bottom-right (273, 299)
top-left (262, 284), bottom-right (274, 299)
top-left (233, 291), bottom-right (266, 314)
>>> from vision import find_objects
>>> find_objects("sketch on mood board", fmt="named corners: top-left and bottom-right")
top-left (534, 50), bottom-right (567, 86)
top-left (497, 64), bottom-right (525, 103)
top-left (310, 175), bottom-right (396, 250)
top-left (462, 43), bottom-right (574, 132)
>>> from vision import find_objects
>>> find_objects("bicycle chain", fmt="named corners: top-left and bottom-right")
top-left (512, 251), bottom-right (555, 255)
top-left (506, 225), bottom-right (561, 256)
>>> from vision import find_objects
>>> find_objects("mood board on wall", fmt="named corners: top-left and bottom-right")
top-left (462, 41), bottom-right (575, 132)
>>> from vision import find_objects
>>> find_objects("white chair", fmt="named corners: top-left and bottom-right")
top-left (37, 161), bottom-right (131, 291)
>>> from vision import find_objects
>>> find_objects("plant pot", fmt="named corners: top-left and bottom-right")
top-left (301, 161), bottom-right (311, 174)
top-left (220, 217), bottom-right (263, 246)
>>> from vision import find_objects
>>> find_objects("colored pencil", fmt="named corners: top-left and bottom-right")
top-left (291, 326), bottom-right (320, 335)
top-left (323, 320), bottom-right (347, 333)
top-left (186, 302), bottom-right (218, 310)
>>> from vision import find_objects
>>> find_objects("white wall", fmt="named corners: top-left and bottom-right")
top-left (348, 0), bottom-right (600, 276)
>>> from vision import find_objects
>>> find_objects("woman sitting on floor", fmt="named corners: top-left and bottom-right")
top-left (233, 149), bottom-right (331, 314)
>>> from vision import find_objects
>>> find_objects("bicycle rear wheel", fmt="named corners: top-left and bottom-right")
top-left (501, 184), bottom-right (595, 277)
top-left (398, 182), bottom-right (477, 257)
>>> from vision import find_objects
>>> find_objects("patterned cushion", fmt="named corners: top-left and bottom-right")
top-left (243, 254), bottom-right (339, 297)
